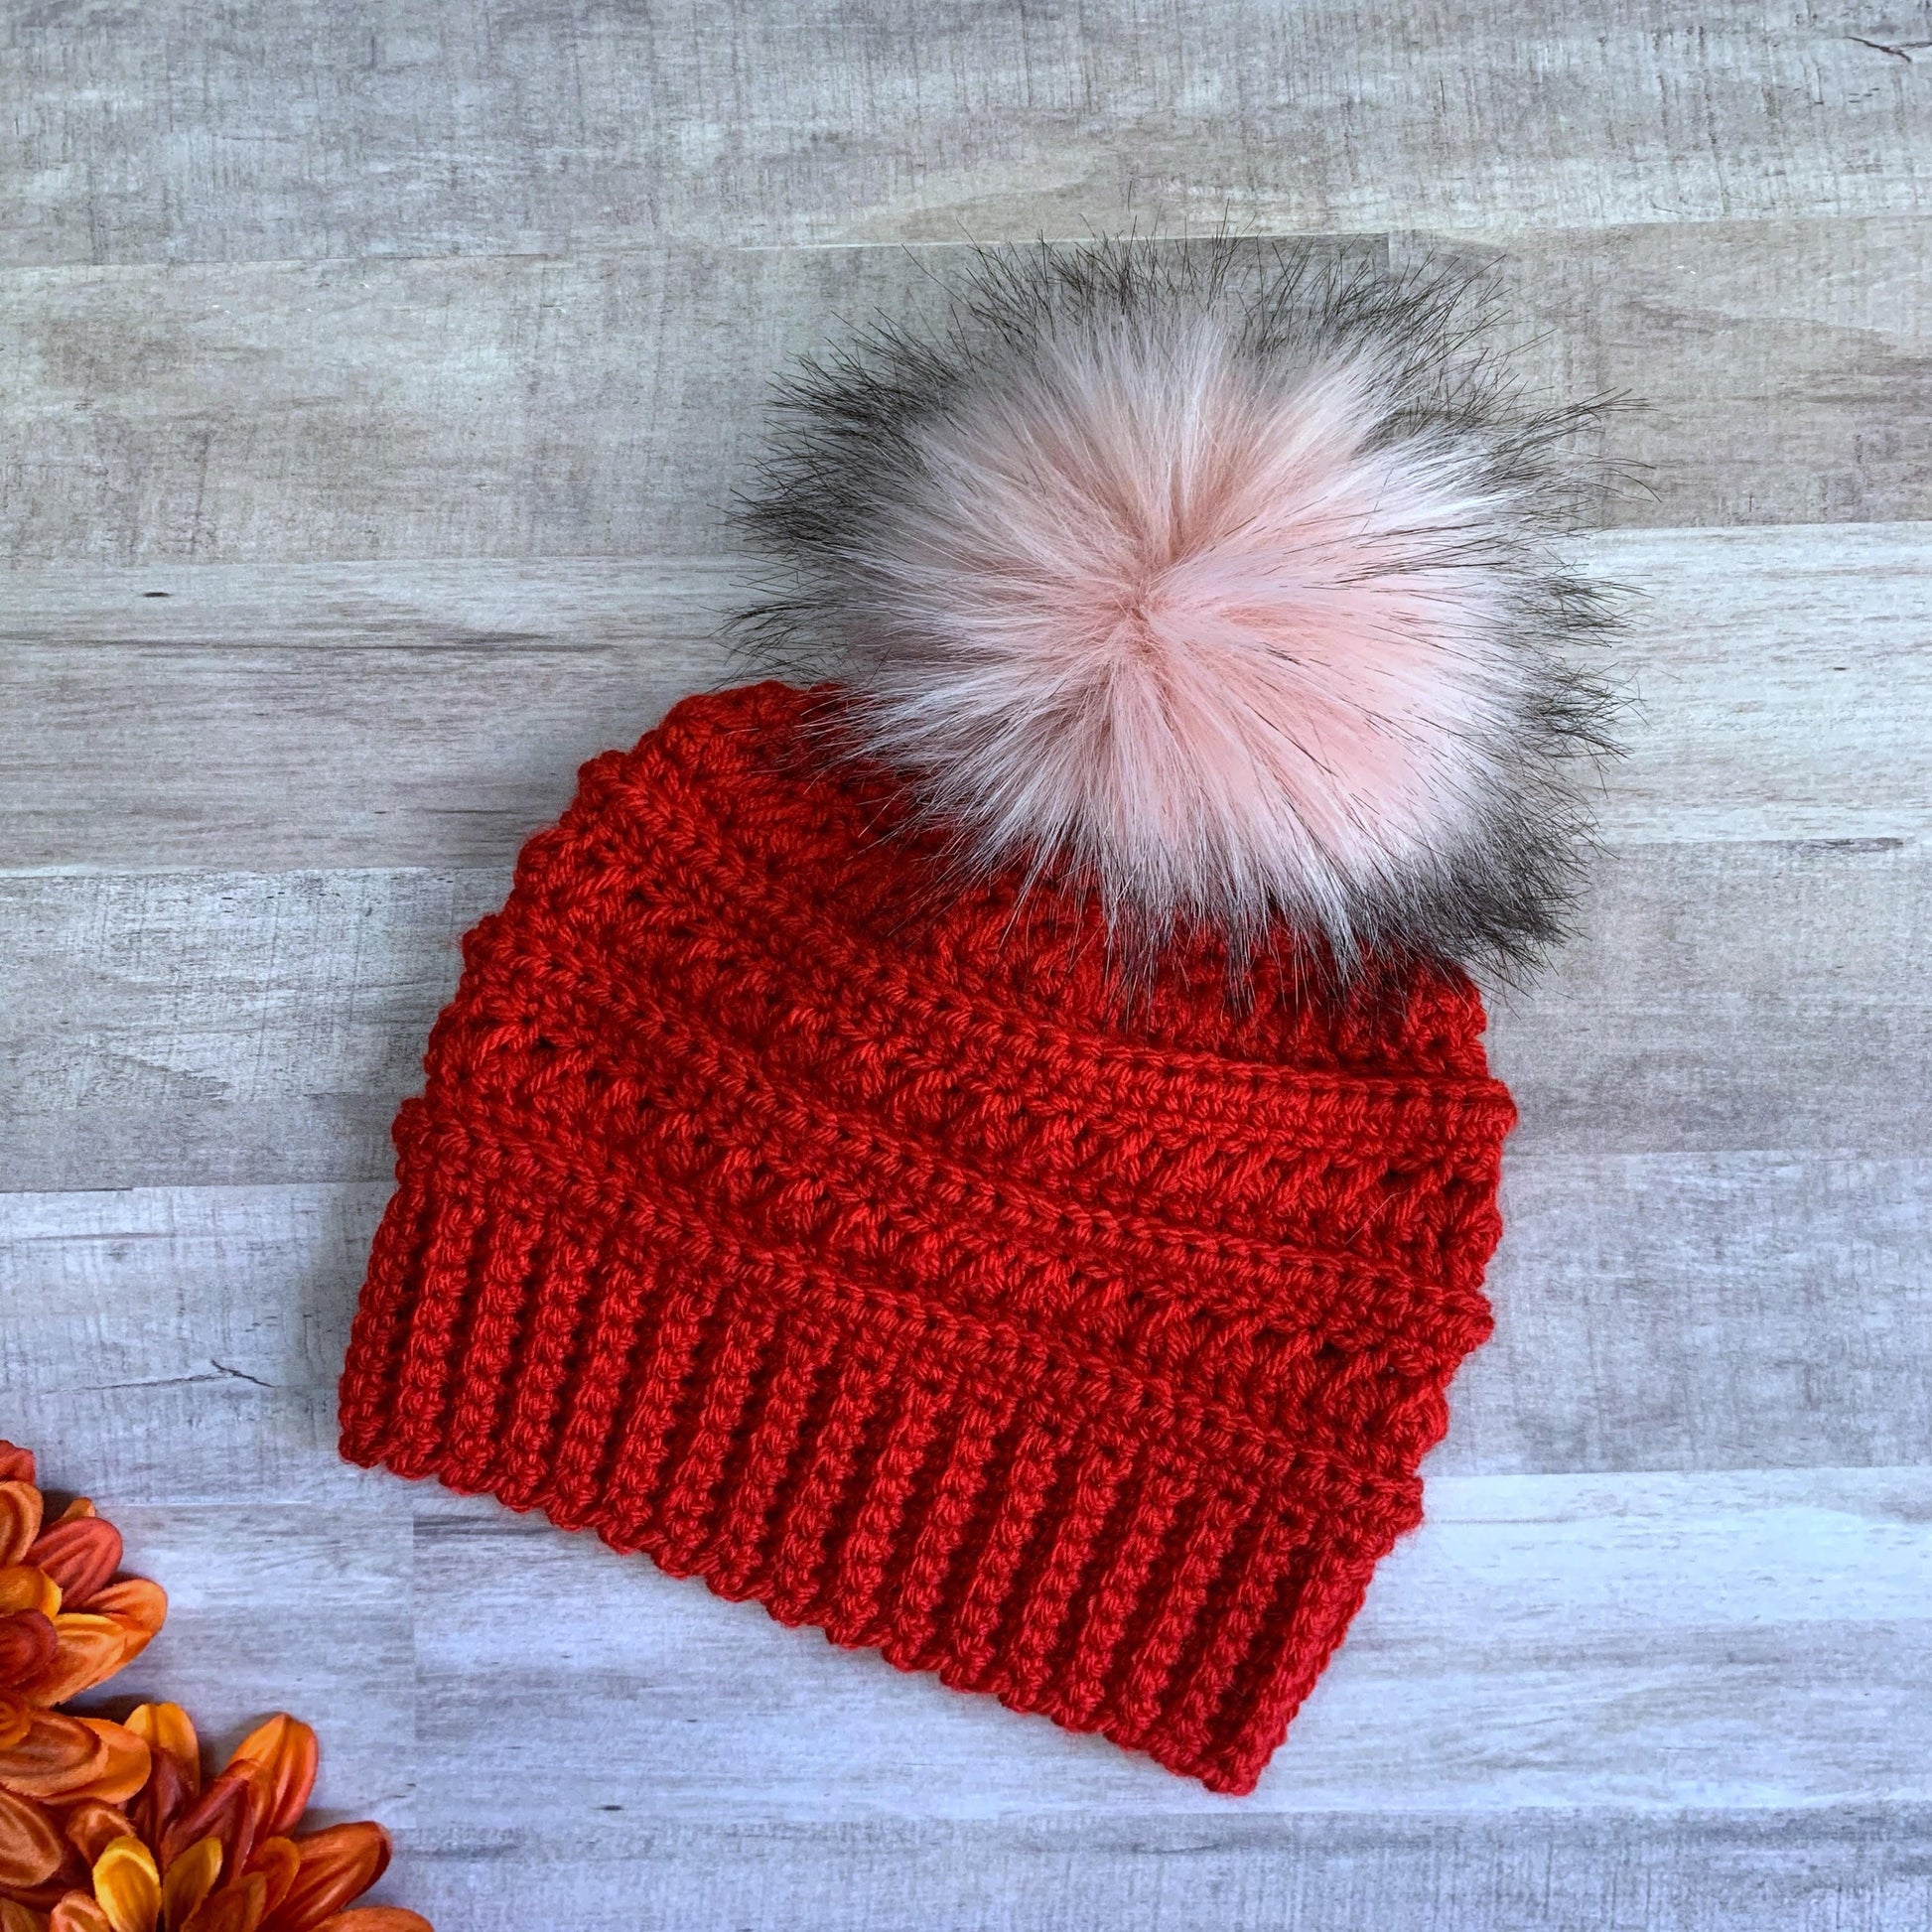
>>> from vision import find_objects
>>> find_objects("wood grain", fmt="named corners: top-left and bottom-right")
top-left (402, 1467), bottom-right (1932, 1820)
top-left (2, 521), bottom-right (1926, 871)
top-left (1490, 835), bottom-right (1932, 1159)
top-left (1419, 215), bottom-right (1932, 530)
top-left (1451, 1152), bottom-right (1932, 1474)
top-left (40, 1462), bottom-right (1926, 1904)
top-left (5, 220), bottom-right (1929, 567)
top-left (385, 1806), bottom-right (1932, 1932)
top-left (0, 866), bottom-right (508, 1191)
top-left (0, 1182), bottom-right (389, 1504)
top-left (6, 3), bottom-right (1929, 1917)
top-left (4, 2), bottom-right (1926, 265)
top-left (0, 561), bottom-right (737, 869)
top-left (5, 837), bottom-right (1929, 1183)
top-left (3, 1160), bottom-right (1923, 1497)
top-left (63, 1502), bottom-right (416, 1823)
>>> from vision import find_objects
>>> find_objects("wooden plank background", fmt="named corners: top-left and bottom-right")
top-left (3, 4), bottom-right (1929, 1927)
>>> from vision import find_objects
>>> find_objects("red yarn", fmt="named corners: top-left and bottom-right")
top-left (338, 681), bottom-right (1512, 1794)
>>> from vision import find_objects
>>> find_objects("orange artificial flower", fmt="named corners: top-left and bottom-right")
top-left (0, 1444), bottom-right (167, 1713)
top-left (0, 1704), bottom-right (429, 1932)
top-left (1, 1443), bottom-right (169, 1905)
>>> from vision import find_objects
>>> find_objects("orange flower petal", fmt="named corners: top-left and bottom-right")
top-left (80, 1587), bottom-right (165, 1645)
top-left (310, 1916), bottom-right (431, 1932)
top-left (219, 1725), bottom-right (313, 1848)
top-left (89, 1620), bottom-right (156, 1690)
top-left (0, 1826), bottom-right (87, 1913)
top-left (243, 1843), bottom-right (296, 1920)
top-left (0, 1699), bottom-right (30, 1753)
top-left (0, 1714), bottom-right (108, 1801)
top-left (49, 1726), bottom-right (148, 1810)
top-left (0, 1576), bottom-right (59, 1624)
top-left (0, 1452), bottom-right (33, 1491)
top-left (125, 1755), bottom-right (187, 1862)
top-left (56, 1805), bottom-right (134, 1870)
top-left (254, 1826), bottom-right (387, 1932)
top-left (158, 1768), bottom-right (257, 1882)
top-left (20, 1528), bottom-right (118, 1617)
top-left (46, 1897), bottom-right (111, 1932)
top-left (0, 1789), bottom-right (66, 1889)
top-left (89, 1839), bottom-right (159, 1932)
top-left (50, 1508), bottom-right (90, 1528)
top-left (0, 1616), bottom-right (58, 1693)
top-left (0, 1494), bottom-right (42, 1574)
top-left (16, 1621), bottom-right (131, 1712)
top-left (1, 1895), bottom-right (49, 1932)
top-left (159, 1838), bottom-right (221, 1929)
top-left (120, 1713), bottom-right (196, 1796)
top-left (178, 1873), bottom-right (264, 1932)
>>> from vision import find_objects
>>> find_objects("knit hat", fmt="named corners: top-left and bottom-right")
top-left (339, 242), bottom-right (1613, 1794)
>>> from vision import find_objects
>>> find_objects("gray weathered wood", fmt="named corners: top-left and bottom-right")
top-left (0, 1184), bottom-right (390, 1504)
top-left (1408, 215), bottom-right (1932, 529)
top-left (5, 221), bottom-right (1930, 568)
top-left (32, 1461), bottom-right (1932, 1837)
top-left (6, 5), bottom-right (1928, 1919)
top-left (1487, 837), bottom-right (1932, 1159)
top-left (402, 1467), bottom-right (1932, 1819)
top-left (5, 834), bottom-right (1925, 1195)
top-left (0, 866), bottom-right (508, 1190)
top-left (3, 1164), bottom-right (1924, 1494)
top-left (0, 561), bottom-right (735, 869)
top-left (3, 3), bottom-right (1926, 266)
top-left (59, 1501), bottom-right (416, 1824)
top-left (1, 522), bottom-right (1926, 871)
top-left (384, 1805), bottom-right (1932, 1932)
top-left (1452, 1153), bottom-right (1932, 1474)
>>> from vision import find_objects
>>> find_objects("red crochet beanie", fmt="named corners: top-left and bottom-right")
top-left (339, 243), bottom-right (1613, 1794)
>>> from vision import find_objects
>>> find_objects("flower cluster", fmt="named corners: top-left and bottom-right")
top-left (0, 1445), bottom-right (428, 1932)
top-left (0, 1442), bottom-right (166, 1714)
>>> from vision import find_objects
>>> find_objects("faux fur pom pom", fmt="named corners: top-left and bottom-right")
top-left (739, 240), bottom-right (1618, 976)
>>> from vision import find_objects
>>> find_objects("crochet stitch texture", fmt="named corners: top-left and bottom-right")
top-left (339, 681), bottom-right (1513, 1794)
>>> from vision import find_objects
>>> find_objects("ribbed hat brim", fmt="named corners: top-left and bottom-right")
top-left (342, 1123), bottom-right (1454, 1793)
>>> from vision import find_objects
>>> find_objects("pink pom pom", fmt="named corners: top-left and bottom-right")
top-left (744, 242), bottom-right (1616, 973)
